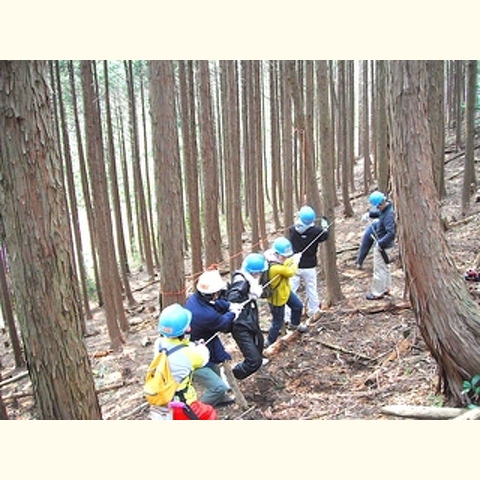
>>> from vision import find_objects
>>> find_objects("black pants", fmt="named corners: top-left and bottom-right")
top-left (231, 323), bottom-right (264, 380)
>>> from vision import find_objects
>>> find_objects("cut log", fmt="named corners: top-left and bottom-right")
top-left (381, 404), bottom-right (466, 419)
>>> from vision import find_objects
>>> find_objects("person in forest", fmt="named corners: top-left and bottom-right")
top-left (153, 303), bottom-right (217, 420)
top-left (355, 205), bottom-right (380, 269)
top-left (287, 205), bottom-right (330, 321)
top-left (185, 268), bottom-right (238, 406)
top-left (263, 237), bottom-right (306, 348)
top-left (364, 191), bottom-right (396, 300)
top-left (225, 252), bottom-right (267, 380)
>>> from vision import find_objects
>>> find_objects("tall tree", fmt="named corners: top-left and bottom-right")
top-left (196, 60), bottom-right (223, 266)
top-left (461, 60), bottom-right (478, 215)
top-left (103, 61), bottom-right (136, 307)
top-left (125, 61), bottom-right (155, 278)
top-left (68, 61), bottom-right (103, 307)
top-left (280, 61), bottom-right (294, 230)
top-left (375, 60), bottom-right (389, 193)
top-left (426, 61), bottom-right (446, 199)
top-left (387, 60), bottom-right (480, 405)
top-left (220, 60), bottom-right (243, 271)
top-left (337, 61), bottom-right (354, 216)
top-left (55, 61), bottom-right (92, 323)
top-left (178, 60), bottom-right (203, 279)
top-left (317, 61), bottom-right (344, 307)
top-left (269, 60), bottom-right (282, 231)
top-left (362, 60), bottom-right (372, 194)
top-left (80, 60), bottom-right (128, 350)
top-left (286, 60), bottom-right (322, 214)
top-left (149, 61), bottom-right (186, 306)
top-left (0, 60), bottom-right (102, 419)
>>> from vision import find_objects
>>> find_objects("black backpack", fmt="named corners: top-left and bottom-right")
top-left (259, 262), bottom-right (278, 299)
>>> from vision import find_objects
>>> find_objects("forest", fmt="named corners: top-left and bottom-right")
top-left (0, 60), bottom-right (480, 420)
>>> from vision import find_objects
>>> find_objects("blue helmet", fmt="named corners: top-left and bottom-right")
top-left (299, 205), bottom-right (315, 226)
top-left (272, 237), bottom-right (293, 257)
top-left (369, 191), bottom-right (386, 207)
top-left (158, 303), bottom-right (192, 337)
top-left (242, 253), bottom-right (268, 274)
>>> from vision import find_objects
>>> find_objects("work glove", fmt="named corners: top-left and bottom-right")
top-left (229, 302), bottom-right (244, 318)
top-left (292, 252), bottom-right (302, 265)
top-left (361, 212), bottom-right (370, 222)
top-left (320, 216), bottom-right (329, 230)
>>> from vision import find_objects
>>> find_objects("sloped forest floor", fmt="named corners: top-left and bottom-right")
top-left (2, 137), bottom-right (480, 420)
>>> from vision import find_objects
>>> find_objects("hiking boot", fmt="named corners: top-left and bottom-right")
top-left (216, 394), bottom-right (235, 407)
top-left (366, 292), bottom-right (384, 300)
top-left (288, 323), bottom-right (308, 333)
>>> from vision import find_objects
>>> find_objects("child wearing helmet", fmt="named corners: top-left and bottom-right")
top-left (154, 303), bottom-right (217, 420)
top-left (287, 205), bottom-right (330, 320)
top-left (263, 237), bottom-right (306, 347)
top-left (185, 268), bottom-right (236, 407)
top-left (225, 253), bottom-right (267, 379)
top-left (364, 191), bottom-right (396, 300)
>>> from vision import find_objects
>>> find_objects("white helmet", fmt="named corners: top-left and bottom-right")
top-left (196, 269), bottom-right (227, 294)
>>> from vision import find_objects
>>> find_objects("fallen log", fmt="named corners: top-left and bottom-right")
top-left (381, 404), bottom-right (466, 419)
top-left (343, 301), bottom-right (411, 316)
top-left (452, 407), bottom-right (480, 420)
top-left (263, 330), bottom-right (298, 358)
top-left (0, 370), bottom-right (29, 389)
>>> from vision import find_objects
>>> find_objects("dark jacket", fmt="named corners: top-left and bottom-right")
top-left (375, 201), bottom-right (395, 249)
top-left (289, 223), bottom-right (329, 269)
top-left (226, 271), bottom-right (264, 380)
top-left (185, 292), bottom-right (234, 364)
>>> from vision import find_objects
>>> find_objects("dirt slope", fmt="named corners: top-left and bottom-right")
top-left (2, 138), bottom-right (480, 420)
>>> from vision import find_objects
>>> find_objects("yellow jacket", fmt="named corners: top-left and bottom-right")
top-left (267, 256), bottom-right (298, 306)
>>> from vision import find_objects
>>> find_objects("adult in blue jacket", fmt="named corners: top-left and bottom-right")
top-left (185, 268), bottom-right (237, 406)
top-left (365, 191), bottom-right (396, 300)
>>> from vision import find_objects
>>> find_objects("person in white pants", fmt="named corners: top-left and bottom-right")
top-left (365, 191), bottom-right (396, 300)
top-left (285, 206), bottom-right (330, 322)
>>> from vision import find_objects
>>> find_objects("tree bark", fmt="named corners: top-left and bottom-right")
top-left (461, 60), bottom-right (478, 215)
top-left (0, 246), bottom-right (24, 367)
top-left (0, 60), bottom-right (102, 419)
top-left (196, 60), bottom-right (223, 267)
top-left (80, 60), bottom-right (127, 348)
top-left (387, 60), bottom-right (480, 405)
top-left (149, 61), bottom-right (186, 306)
top-left (317, 61), bottom-right (344, 307)
top-left (103, 61), bottom-right (136, 307)
top-left (178, 60), bottom-right (203, 280)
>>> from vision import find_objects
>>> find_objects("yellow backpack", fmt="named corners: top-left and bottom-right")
top-left (144, 344), bottom-right (186, 406)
